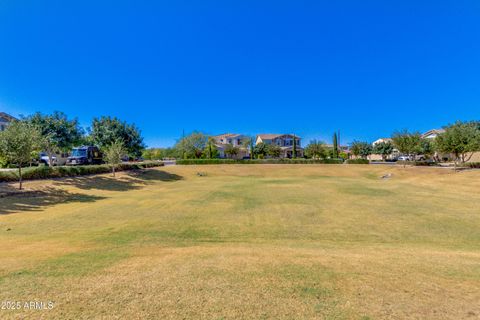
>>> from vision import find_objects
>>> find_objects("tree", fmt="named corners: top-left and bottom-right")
top-left (248, 137), bottom-right (255, 159)
top-left (175, 131), bottom-right (207, 158)
top-left (203, 137), bottom-right (219, 159)
top-left (225, 144), bottom-right (240, 159)
top-left (292, 134), bottom-right (297, 158)
top-left (305, 140), bottom-right (326, 159)
top-left (241, 137), bottom-right (254, 159)
top-left (267, 144), bottom-right (281, 158)
top-left (253, 142), bottom-right (268, 159)
top-left (350, 141), bottom-right (373, 159)
top-left (392, 130), bottom-right (422, 160)
top-left (419, 139), bottom-right (435, 159)
top-left (332, 133), bottom-right (339, 158)
top-left (27, 111), bottom-right (84, 166)
top-left (90, 116), bottom-right (145, 157)
top-left (104, 140), bottom-right (126, 177)
top-left (372, 141), bottom-right (394, 161)
top-left (0, 121), bottom-right (41, 189)
top-left (435, 121), bottom-right (480, 170)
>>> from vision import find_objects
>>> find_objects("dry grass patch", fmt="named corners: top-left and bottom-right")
top-left (0, 165), bottom-right (479, 319)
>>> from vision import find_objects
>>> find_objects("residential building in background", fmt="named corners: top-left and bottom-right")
top-left (212, 133), bottom-right (250, 159)
top-left (256, 134), bottom-right (303, 158)
top-left (421, 129), bottom-right (445, 140)
top-left (0, 112), bottom-right (16, 131)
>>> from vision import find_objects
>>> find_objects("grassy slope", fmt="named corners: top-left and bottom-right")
top-left (0, 165), bottom-right (479, 319)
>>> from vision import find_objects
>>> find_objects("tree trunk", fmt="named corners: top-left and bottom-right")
top-left (112, 165), bottom-right (116, 177)
top-left (48, 152), bottom-right (54, 167)
top-left (18, 166), bottom-right (23, 190)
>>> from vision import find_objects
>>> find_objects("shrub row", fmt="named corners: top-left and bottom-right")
top-left (0, 161), bottom-right (164, 183)
top-left (396, 160), bottom-right (436, 166)
top-left (345, 159), bottom-right (370, 164)
top-left (464, 162), bottom-right (480, 169)
top-left (176, 158), bottom-right (344, 165)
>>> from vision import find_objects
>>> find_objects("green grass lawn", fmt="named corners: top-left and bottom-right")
top-left (1, 165), bottom-right (479, 319)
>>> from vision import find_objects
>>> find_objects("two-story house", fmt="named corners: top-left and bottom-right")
top-left (0, 112), bottom-right (17, 131)
top-left (212, 133), bottom-right (250, 159)
top-left (256, 134), bottom-right (303, 158)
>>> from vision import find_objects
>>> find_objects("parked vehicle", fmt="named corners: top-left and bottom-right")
top-left (415, 155), bottom-right (427, 161)
top-left (66, 146), bottom-right (103, 165)
top-left (39, 152), bottom-right (69, 166)
top-left (397, 155), bottom-right (412, 161)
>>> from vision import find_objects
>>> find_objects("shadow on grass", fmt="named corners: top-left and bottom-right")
top-left (55, 169), bottom-right (183, 191)
top-left (127, 169), bottom-right (183, 182)
top-left (0, 169), bottom-right (183, 214)
top-left (0, 187), bottom-right (106, 215)
top-left (56, 175), bottom-right (144, 192)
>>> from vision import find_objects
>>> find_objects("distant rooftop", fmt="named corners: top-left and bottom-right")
top-left (0, 112), bottom-right (17, 122)
top-left (257, 134), bottom-right (301, 140)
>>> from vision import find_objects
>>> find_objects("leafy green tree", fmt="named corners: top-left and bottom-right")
top-left (90, 116), bottom-right (145, 157)
top-left (267, 144), bottom-right (281, 158)
top-left (104, 140), bottom-right (126, 177)
top-left (241, 137), bottom-right (254, 159)
top-left (350, 141), bottom-right (373, 159)
top-left (332, 133), bottom-right (339, 158)
top-left (0, 121), bottom-right (41, 189)
top-left (203, 137), bottom-right (219, 159)
top-left (392, 130), bottom-right (422, 158)
top-left (175, 131), bottom-right (207, 158)
top-left (253, 142), bottom-right (268, 159)
top-left (436, 121), bottom-right (480, 169)
top-left (419, 139), bottom-right (435, 159)
top-left (27, 111), bottom-right (84, 166)
top-left (372, 141), bottom-right (394, 161)
top-left (305, 140), bottom-right (326, 159)
top-left (224, 144), bottom-right (240, 159)
top-left (250, 138), bottom-right (255, 159)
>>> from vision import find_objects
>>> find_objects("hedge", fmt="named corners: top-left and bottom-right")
top-left (0, 161), bottom-right (164, 183)
top-left (345, 159), bottom-right (370, 164)
top-left (176, 158), bottom-right (344, 165)
top-left (396, 160), bottom-right (436, 166)
top-left (464, 162), bottom-right (480, 169)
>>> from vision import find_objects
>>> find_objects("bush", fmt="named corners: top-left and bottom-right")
top-left (464, 162), bottom-right (480, 169)
top-left (346, 159), bottom-right (370, 164)
top-left (396, 160), bottom-right (436, 166)
top-left (0, 161), bottom-right (164, 183)
top-left (176, 158), bottom-right (343, 165)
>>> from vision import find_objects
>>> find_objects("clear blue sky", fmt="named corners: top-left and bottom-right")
top-left (1, 1), bottom-right (479, 147)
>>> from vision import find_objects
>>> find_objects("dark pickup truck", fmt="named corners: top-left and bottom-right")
top-left (66, 146), bottom-right (103, 165)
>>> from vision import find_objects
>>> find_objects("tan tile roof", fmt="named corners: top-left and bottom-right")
top-left (421, 129), bottom-right (445, 138)
top-left (212, 133), bottom-right (242, 140)
top-left (0, 112), bottom-right (17, 122)
top-left (257, 134), bottom-right (301, 140)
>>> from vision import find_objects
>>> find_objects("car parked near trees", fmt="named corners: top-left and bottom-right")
top-left (66, 146), bottom-right (103, 165)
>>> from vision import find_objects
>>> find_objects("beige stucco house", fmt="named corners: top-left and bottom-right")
top-left (212, 133), bottom-right (250, 159)
top-left (368, 138), bottom-right (399, 161)
top-left (0, 112), bottom-right (16, 131)
top-left (256, 134), bottom-right (303, 158)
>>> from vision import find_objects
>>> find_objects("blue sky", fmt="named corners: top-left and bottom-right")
top-left (0, 1), bottom-right (479, 147)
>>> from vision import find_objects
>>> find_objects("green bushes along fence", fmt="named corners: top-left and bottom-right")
top-left (345, 159), bottom-right (370, 164)
top-left (176, 158), bottom-right (344, 165)
top-left (465, 162), bottom-right (480, 169)
top-left (0, 161), bottom-right (164, 183)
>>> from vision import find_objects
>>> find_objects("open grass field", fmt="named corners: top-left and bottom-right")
top-left (0, 164), bottom-right (479, 319)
